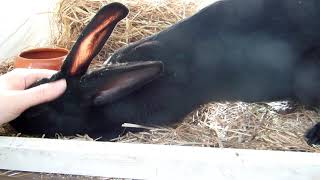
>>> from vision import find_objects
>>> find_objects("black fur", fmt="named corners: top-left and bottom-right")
top-left (108, 0), bottom-right (320, 144)
top-left (305, 122), bottom-right (320, 145)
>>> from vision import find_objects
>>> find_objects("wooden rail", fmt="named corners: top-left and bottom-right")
top-left (0, 136), bottom-right (319, 180)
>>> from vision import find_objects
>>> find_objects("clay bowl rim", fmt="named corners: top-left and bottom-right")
top-left (17, 47), bottom-right (69, 62)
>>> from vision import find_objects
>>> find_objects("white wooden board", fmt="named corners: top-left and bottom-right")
top-left (0, 0), bottom-right (59, 60)
top-left (0, 136), bottom-right (319, 180)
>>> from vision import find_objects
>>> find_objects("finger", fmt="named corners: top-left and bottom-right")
top-left (13, 79), bottom-right (67, 112)
top-left (23, 69), bottom-right (58, 88)
top-left (1, 69), bottom-right (58, 90)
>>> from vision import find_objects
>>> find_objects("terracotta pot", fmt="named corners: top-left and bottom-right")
top-left (14, 48), bottom-right (69, 71)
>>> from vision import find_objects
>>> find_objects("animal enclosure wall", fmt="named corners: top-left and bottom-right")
top-left (3, 0), bottom-right (318, 152)
top-left (0, 0), bottom-right (319, 178)
top-left (0, 0), bottom-right (59, 60)
top-left (0, 136), bottom-right (319, 179)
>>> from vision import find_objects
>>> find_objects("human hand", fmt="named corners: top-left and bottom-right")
top-left (0, 68), bottom-right (66, 125)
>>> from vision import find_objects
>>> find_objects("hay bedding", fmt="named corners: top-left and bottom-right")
top-left (0, 0), bottom-right (319, 153)
top-left (53, 0), bottom-right (199, 66)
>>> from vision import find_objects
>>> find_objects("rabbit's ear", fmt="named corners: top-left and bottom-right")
top-left (80, 61), bottom-right (163, 106)
top-left (60, 3), bottom-right (128, 77)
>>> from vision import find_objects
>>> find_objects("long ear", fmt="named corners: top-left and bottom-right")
top-left (60, 3), bottom-right (129, 77)
top-left (80, 61), bottom-right (163, 106)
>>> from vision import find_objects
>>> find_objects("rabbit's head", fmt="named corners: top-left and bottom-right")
top-left (10, 3), bottom-right (163, 136)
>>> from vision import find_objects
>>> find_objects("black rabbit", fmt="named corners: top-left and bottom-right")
top-left (10, 0), bottom-right (320, 145)
top-left (10, 3), bottom-right (164, 139)
top-left (106, 0), bottom-right (320, 144)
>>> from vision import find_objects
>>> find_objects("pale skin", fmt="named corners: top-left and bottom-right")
top-left (0, 69), bottom-right (66, 125)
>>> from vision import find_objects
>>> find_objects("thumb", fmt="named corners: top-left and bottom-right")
top-left (18, 79), bottom-right (67, 111)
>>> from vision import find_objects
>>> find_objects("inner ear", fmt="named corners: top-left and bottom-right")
top-left (60, 3), bottom-right (129, 77)
top-left (69, 11), bottom-right (124, 76)
top-left (93, 65), bottom-right (161, 105)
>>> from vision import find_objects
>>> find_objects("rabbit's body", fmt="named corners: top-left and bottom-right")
top-left (108, 0), bottom-right (320, 143)
top-left (110, 0), bottom-right (320, 104)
